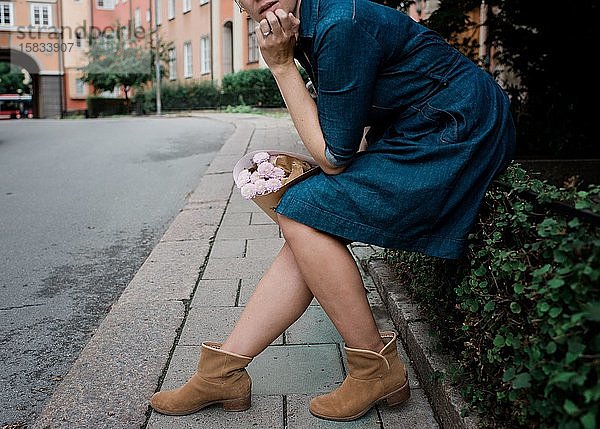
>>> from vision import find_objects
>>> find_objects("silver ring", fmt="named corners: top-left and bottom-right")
top-left (262, 30), bottom-right (272, 37)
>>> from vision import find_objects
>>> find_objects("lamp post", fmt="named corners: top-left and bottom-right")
top-left (154, 0), bottom-right (162, 115)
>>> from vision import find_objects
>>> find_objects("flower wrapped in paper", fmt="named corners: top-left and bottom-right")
top-left (233, 150), bottom-right (320, 224)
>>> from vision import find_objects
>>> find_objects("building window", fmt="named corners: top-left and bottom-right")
top-left (199, 0), bottom-right (208, 5)
top-left (200, 35), bottom-right (210, 75)
top-left (247, 17), bottom-right (259, 63)
top-left (183, 41), bottom-right (192, 77)
top-left (168, 47), bottom-right (176, 80)
top-left (146, 8), bottom-right (151, 22)
top-left (0, 2), bottom-right (14, 26)
top-left (75, 78), bottom-right (86, 96)
top-left (96, 0), bottom-right (114, 9)
top-left (183, 0), bottom-right (191, 13)
top-left (155, 0), bottom-right (161, 25)
top-left (167, 0), bottom-right (174, 19)
top-left (134, 7), bottom-right (141, 28)
top-left (31, 3), bottom-right (52, 26)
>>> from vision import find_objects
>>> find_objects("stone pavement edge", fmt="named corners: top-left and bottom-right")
top-left (31, 113), bottom-right (439, 429)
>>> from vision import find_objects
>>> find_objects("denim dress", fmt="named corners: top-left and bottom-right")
top-left (274, 0), bottom-right (516, 259)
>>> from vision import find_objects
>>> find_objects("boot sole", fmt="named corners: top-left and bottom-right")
top-left (309, 379), bottom-right (411, 422)
top-left (150, 394), bottom-right (252, 416)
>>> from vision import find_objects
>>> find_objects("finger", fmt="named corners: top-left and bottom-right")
top-left (256, 24), bottom-right (267, 44)
top-left (259, 18), bottom-right (271, 36)
top-left (288, 12), bottom-right (300, 33)
top-left (289, 13), bottom-right (300, 29)
top-left (275, 9), bottom-right (292, 33)
top-left (266, 11), bottom-right (282, 36)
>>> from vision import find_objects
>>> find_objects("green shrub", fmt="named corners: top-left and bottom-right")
top-left (385, 163), bottom-right (600, 429)
top-left (87, 96), bottom-right (129, 117)
top-left (222, 68), bottom-right (284, 107)
top-left (133, 80), bottom-right (222, 113)
top-left (132, 67), bottom-right (311, 113)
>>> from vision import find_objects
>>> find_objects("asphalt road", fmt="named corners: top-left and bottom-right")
top-left (0, 116), bottom-right (234, 427)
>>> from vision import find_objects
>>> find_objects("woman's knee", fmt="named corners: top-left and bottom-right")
top-left (278, 214), bottom-right (311, 242)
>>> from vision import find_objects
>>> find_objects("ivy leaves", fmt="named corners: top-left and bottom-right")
top-left (386, 163), bottom-right (599, 428)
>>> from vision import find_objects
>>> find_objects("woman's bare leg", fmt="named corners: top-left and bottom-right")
top-left (221, 242), bottom-right (314, 357)
top-left (278, 214), bottom-right (385, 352)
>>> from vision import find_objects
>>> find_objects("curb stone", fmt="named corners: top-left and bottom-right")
top-left (352, 249), bottom-right (481, 429)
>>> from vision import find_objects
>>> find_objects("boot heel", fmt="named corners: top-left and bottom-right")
top-left (222, 394), bottom-right (251, 412)
top-left (385, 382), bottom-right (411, 407)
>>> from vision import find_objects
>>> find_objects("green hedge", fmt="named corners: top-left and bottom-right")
top-left (132, 80), bottom-right (224, 114)
top-left (221, 68), bottom-right (284, 107)
top-left (384, 163), bottom-right (599, 429)
top-left (87, 96), bottom-right (130, 117)
top-left (133, 67), bottom-right (310, 113)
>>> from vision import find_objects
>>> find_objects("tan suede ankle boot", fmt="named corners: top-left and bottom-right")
top-left (309, 331), bottom-right (410, 421)
top-left (150, 342), bottom-right (253, 415)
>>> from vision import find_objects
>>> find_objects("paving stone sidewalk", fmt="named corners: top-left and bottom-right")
top-left (33, 113), bottom-right (439, 429)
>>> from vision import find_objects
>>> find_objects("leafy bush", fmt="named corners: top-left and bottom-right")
top-left (133, 80), bottom-right (222, 113)
top-left (385, 163), bottom-right (599, 428)
top-left (221, 68), bottom-right (284, 107)
top-left (87, 96), bottom-right (130, 117)
top-left (133, 66), bottom-right (311, 113)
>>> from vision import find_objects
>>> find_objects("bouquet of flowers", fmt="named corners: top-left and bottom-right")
top-left (233, 150), bottom-right (320, 224)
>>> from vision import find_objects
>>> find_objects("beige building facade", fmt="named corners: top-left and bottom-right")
top-left (157, 0), bottom-right (265, 85)
top-left (1, 0), bottom-right (65, 117)
top-left (6, 0), bottom-right (503, 117)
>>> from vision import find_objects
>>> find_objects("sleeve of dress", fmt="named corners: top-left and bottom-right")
top-left (314, 17), bottom-right (382, 167)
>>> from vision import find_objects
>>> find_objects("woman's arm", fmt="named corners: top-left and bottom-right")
top-left (258, 10), bottom-right (344, 175)
top-left (272, 64), bottom-right (346, 175)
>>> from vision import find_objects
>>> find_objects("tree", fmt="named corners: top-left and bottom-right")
top-left (0, 62), bottom-right (29, 94)
top-left (422, 1), bottom-right (599, 158)
top-left (80, 24), bottom-right (153, 108)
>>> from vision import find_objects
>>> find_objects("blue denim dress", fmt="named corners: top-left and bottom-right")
top-left (275, 0), bottom-right (516, 259)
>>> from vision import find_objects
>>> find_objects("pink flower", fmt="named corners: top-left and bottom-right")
top-left (240, 182), bottom-right (258, 199)
top-left (237, 169), bottom-right (251, 188)
top-left (250, 171), bottom-right (261, 183)
top-left (257, 161), bottom-right (275, 178)
top-left (265, 178), bottom-right (283, 192)
top-left (254, 178), bottom-right (267, 195)
top-left (272, 167), bottom-right (285, 178)
top-left (252, 152), bottom-right (270, 164)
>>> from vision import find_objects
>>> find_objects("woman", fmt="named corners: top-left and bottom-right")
top-left (149, 0), bottom-right (516, 422)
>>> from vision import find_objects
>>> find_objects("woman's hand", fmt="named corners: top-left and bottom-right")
top-left (256, 10), bottom-right (300, 74)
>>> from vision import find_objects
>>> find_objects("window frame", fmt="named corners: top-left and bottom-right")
top-left (0, 2), bottom-right (14, 26)
top-left (30, 3), bottom-right (53, 27)
top-left (200, 35), bottom-right (210, 75)
top-left (155, 0), bottom-right (162, 25)
top-left (134, 7), bottom-right (141, 28)
top-left (183, 41), bottom-right (192, 78)
top-left (168, 47), bottom-right (177, 80)
top-left (247, 16), bottom-right (259, 63)
top-left (96, 0), bottom-right (115, 10)
top-left (167, 0), bottom-right (175, 20)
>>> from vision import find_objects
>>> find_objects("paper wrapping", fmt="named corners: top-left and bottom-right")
top-left (233, 150), bottom-right (321, 224)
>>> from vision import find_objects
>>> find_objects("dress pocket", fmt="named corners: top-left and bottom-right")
top-left (419, 102), bottom-right (459, 144)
